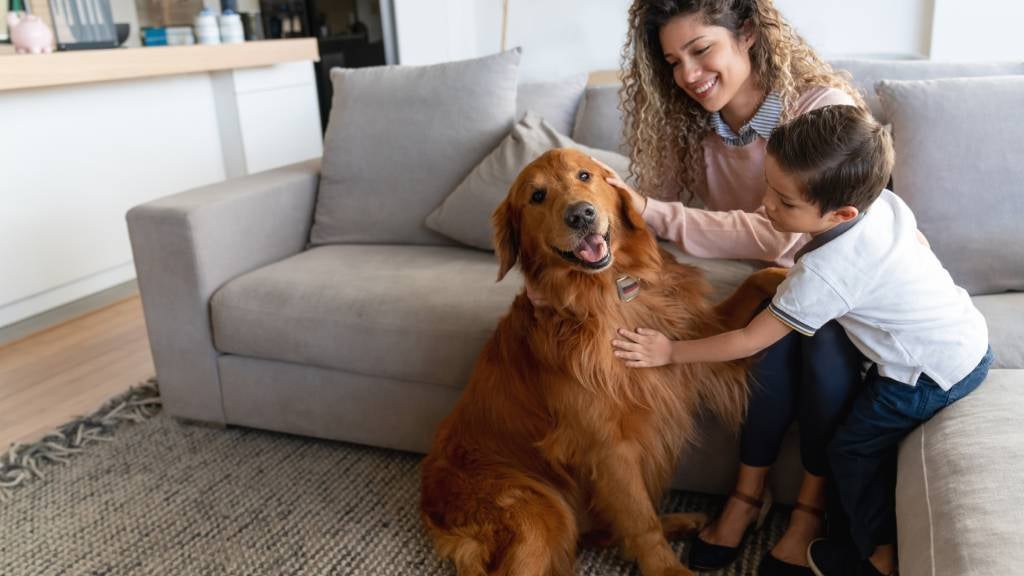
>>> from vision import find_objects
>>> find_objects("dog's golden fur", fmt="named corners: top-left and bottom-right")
top-left (420, 149), bottom-right (783, 576)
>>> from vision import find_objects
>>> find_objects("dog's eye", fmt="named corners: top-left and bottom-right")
top-left (578, 170), bottom-right (591, 182)
top-left (530, 188), bottom-right (547, 204)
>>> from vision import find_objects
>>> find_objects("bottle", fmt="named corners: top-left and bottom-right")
top-left (218, 0), bottom-right (244, 44)
top-left (194, 7), bottom-right (220, 44)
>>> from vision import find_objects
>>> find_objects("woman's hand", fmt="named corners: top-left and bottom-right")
top-left (589, 156), bottom-right (647, 215)
top-left (612, 327), bottom-right (674, 368)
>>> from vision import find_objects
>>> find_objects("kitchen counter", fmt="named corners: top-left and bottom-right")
top-left (0, 37), bottom-right (323, 328)
top-left (0, 38), bottom-right (319, 92)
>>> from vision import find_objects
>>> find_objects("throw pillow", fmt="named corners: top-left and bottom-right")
top-left (828, 59), bottom-right (1024, 124)
top-left (876, 76), bottom-right (1024, 295)
top-left (309, 49), bottom-right (521, 246)
top-left (425, 111), bottom-right (634, 250)
top-left (516, 73), bottom-right (588, 137)
top-left (572, 83), bottom-right (629, 156)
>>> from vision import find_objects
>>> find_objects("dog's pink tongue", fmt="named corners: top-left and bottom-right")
top-left (575, 234), bottom-right (608, 263)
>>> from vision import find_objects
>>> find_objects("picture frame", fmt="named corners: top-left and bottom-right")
top-left (47, 0), bottom-right (117, 50)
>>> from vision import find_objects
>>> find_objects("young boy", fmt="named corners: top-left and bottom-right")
top-left (612, 104), bottom-right (992, 576)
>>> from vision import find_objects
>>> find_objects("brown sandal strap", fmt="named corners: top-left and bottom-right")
top-left (792, 501), bottom-right (826, 519)
top-left (729, 490), bottom-right (764, 509)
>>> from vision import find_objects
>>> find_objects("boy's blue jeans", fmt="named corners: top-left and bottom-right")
top-left (829, 347), bottom-right (994, 558)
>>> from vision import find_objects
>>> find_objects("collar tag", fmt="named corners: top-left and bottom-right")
top-left (616, 275), bottom-right (640, 303)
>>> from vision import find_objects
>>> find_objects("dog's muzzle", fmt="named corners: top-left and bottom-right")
top-left (555, 230), bottom-right (611, 270)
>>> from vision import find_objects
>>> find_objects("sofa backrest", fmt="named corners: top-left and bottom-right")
top-left (829, 59), bottom-right (1024, 124)
top-left (568, 60), bottom-right (1024, 154)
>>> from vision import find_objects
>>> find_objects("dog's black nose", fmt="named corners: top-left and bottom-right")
top-left (565, 202), bottom-right (597, 230)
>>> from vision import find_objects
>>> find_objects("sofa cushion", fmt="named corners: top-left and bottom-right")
top-left (211, 242), bottom-right (756, 391)
top-left (572, 83), bottom-right (628, 155)
top-left (828, 59), bottom-right (1024, 124)
top-left (211, 245), bottom-right (523, 390)
top-left (516, 73), bottom-right (588, 136)
top-left (877, 76), bottom-right (1024, 295)
top-left (972, 293), bottom-right (1024, 369)
top-left (896, 369), bottom-right (1024, 576)
top-left (310, 49), bottom-right (521, 247)
top-left (425, 112), bottom-right (633, 250)
top-left (660, 244), bottom-right (758, 304)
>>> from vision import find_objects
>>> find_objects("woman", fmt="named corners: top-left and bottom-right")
top-left (615, 1), bottom-right (867, 574)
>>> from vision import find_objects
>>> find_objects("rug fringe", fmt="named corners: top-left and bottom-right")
top-left (0, 378), bottom-right (162, 502)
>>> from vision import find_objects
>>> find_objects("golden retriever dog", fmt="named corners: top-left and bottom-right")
top-left (420, 149), bottom-right (784, 576)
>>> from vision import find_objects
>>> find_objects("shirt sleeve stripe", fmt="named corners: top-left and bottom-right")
top-left (768, 302), bottom-right (817, 337)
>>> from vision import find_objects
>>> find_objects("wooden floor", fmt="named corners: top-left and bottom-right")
top-left (0, 295), bottom-right (154, 448)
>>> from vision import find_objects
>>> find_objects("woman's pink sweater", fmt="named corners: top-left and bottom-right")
top-left (641, 86), bottom-right (855, 267)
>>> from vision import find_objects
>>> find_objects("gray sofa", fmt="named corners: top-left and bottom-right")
top-left (127, 58), bottom-right (1024, 576)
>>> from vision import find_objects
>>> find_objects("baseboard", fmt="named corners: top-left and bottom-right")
top-left (0, 276), bottom-right (139, 347)
top-left (0, 262), bottom-right (136, 330)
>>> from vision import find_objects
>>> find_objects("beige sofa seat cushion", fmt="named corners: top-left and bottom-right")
top-left (660, 243), bottom-right (760, 303)
top-left (896, 369), bottom-right (1024, 576)
top-left (211, 244), bottom-right (758, 391)
top-left (973, 293), bottom-right (1024, 369)
top-left (211, 245), bottom-right (523, 389)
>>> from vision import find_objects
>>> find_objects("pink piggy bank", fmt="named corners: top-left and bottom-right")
top-left (7, 13), bottom-right (54, 54)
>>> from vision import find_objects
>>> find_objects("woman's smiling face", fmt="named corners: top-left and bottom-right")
top-left (659, 11), bottom-right (756, 112)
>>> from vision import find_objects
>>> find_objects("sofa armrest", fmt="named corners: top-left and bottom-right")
top-left (126, 158), bottom-right (321, 424)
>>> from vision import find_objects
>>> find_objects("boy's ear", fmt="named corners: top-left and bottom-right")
top-left (492, 199), bottom-right (519, 282)
top-left (832, 205), bottom-right (860, 223)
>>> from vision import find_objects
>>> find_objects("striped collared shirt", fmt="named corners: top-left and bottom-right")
top-left (709, 92), bottom-right (783, 147)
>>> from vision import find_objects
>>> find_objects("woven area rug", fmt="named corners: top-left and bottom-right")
top-left (1, 382), bottom-right (787, 575)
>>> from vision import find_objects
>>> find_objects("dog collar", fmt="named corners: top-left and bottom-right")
top-left (616, 275), bottom-right (640, 303)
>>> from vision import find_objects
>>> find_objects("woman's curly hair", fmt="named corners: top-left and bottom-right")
top-left (620, 0), bottom-right (866, 203)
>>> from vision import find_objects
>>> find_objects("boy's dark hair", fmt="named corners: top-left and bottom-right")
top-left (767, 105), bottom-right (894, 214)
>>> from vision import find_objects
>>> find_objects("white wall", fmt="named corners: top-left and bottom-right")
top-left (394, 0), bottom-right (630, 79)
top-left (393, 0), bottom-right (479, 66)
top-left (930, 0), bottom-right (1024, 61)
top-left (0, 63), bottom-right (322, 328)
top-left (774, 0), bottom-right (932, 59)
top-left (476, 0), bottom-right (633, 82)
top-left (394, 0), bottom-right (1022, 80)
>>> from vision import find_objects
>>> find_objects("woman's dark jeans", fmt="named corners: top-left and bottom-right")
top-left (740, 318), bottom-right (864, 477)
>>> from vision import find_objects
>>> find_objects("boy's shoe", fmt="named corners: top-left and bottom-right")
top-left (807, 538), bottom-right (890, 576)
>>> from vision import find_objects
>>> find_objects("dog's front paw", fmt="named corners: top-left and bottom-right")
top-left (659, 512), bottom-right (710, 538)
top-left (750, 266), bottom-right (789, 294)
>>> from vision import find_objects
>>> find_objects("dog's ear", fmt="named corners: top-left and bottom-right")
top-left (492, 198), bottom-right (519, 282)
top-left (615, 186), bottom-right (646, 232)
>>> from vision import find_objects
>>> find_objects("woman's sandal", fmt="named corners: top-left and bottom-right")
top-left (757, 501), bottom-right (827, 576)
top-left (688, 489), bottom-right (774, 571)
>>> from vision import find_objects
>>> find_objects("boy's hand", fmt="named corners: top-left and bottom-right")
top-left (612, 328), bottom-right (673, 368)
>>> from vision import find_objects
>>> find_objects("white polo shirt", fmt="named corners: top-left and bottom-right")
top-left (768, 190), bottom-right (989, 390)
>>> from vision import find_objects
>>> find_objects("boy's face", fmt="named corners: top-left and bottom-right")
top-left (762, 155), bottom-right (858, 236)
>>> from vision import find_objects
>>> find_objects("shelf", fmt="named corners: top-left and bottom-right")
top-left (0, 38), bottom-right (320, 92)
